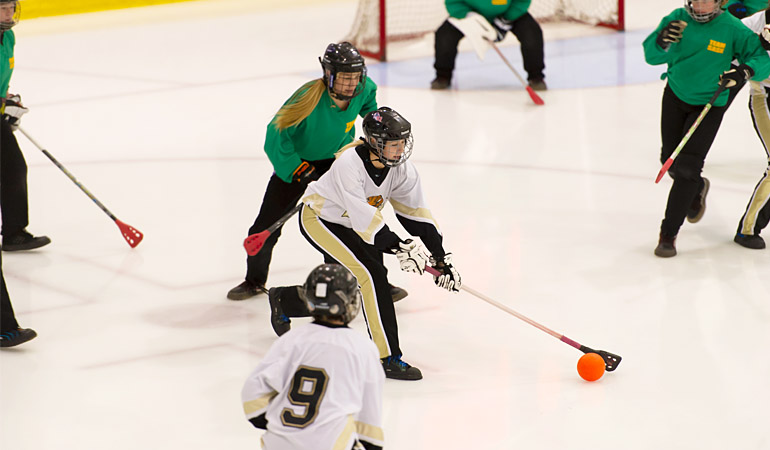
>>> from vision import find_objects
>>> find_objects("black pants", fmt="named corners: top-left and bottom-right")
top-left (244, 158), bottom-right (335, 286)
top-left (0, 120), bottom-right (30, 236)
top-left (738, 81), bottom-right (770, 236)
top-left (293, 205), bottom-right (400, 359)
top-left (434, 13), bottom-right (545, 81)
top-left (0, 251), bottom-right (20, 332)
top-left (659, 84), bottom-right (727, 237)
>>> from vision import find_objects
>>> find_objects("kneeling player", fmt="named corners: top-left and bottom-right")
top-left (241, 264), bottom-right (384, 450)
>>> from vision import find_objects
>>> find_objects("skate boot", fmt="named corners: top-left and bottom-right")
top-left (381, 355), bottom-right (422, 380)
top-left (268, 288), bottom-right (291, 337)
top-left (227, 281), bottom-right (267, 301)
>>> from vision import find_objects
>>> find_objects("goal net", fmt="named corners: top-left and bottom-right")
top-left (345, 0), bottom-right (624, 61)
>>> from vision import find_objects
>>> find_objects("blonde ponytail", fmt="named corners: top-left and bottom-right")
top-left (335, 139), bottom-right (363, 159)
top-left (274, 79), bottom-right (326, 130)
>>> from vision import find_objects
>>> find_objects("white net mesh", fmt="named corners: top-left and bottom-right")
top-left (345, 0), bottom-right (622, 60)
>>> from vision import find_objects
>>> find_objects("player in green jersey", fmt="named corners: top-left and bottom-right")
top-left (431, 0), bottom-right (545, 90)
top-left (1, 0), bottom-right (50, 252)
top-left (643, 0), bottom-right (770, 257)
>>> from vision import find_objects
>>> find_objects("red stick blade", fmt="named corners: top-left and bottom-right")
top-left (244, 231), bottom-right (270, 256)
top-left (655, 158), bottom-right (674, 183)
top-left (526, 86), bottom-right (545, 105)
top-left (115, 219), bottom-right (143, 248)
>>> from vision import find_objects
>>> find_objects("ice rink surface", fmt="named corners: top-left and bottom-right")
top-left (2, 0), bottom-right (770, 449)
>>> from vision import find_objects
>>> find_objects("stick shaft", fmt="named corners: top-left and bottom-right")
top-left (18, 127), bottom-right (117, 221)
top-left (489, 42), bottom-right (544, 105)
top-left (267, 203), bottom-right (303, 234)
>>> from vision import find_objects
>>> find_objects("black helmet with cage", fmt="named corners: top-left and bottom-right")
top-left (319, 42), bottom-right (367, 100)
top-left (362, 106), bottom-right (413, 167)
top-left (0, 0), bottom-right (20, 31)
top-left (300, 264), bottom-right (361, 324)
top-left (684, 0), bottom-right (727, 23)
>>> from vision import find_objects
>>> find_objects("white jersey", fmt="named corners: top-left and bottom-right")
top-left (302, 146), bottom-right (440, 246)
top-left (241, 322), bottom-right (385, 450)
top-left (743, 11), bottom-right (770, 87)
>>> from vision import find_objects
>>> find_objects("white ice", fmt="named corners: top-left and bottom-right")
top-left (1, 1), bottom-right (769, 449)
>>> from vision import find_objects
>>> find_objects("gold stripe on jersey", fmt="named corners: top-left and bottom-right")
top-left (301, 206), bottom-right (391, 358)
top-left (743, 82), bottom-right (770, 234)
top-left (390, 198), bottom-right (440, 230)
top-left (356, 420), bottom-right (384, 443)
top-left (332, 415), bottom-right (356, 450)
top-left (355, 209), bottom-right (386, 244)
top-left (242, 391), bottom-right (277, 416)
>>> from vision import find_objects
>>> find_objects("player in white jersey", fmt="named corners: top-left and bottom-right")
top-left (734, 10), bottom-right (770, 249)
top-left (266, 107), bottom-right (462, 381)
top-left (242, 264), bottom-right (385, 450)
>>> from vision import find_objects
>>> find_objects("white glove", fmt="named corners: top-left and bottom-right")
top-left (761, 25), bottom-right (770, 51)
top-left (432, 253), bottom-right (461, 292)
top-left (3, 94), bottom-right (29, 131)
top-left (395, 239), bottom-right (429, 275)
top-left (447, 11), bottom-right (495, 60)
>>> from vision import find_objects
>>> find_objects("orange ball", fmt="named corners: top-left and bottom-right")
top-left (577, 353), bottom-right (606, 382)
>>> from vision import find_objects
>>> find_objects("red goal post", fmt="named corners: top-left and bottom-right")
top-left (345, 0), bottom-right (624, 61)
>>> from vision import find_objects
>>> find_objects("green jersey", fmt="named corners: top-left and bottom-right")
top-left (725, 0), bottom-right (769, 15)
top-left (0, 30), bottom-right (15, 99)
top-left (445, 0), bottom-right (531, 22)
top-left (265, 77), bottom-right (378, 183)
top-left (643, 9), bottom-right (770, 106)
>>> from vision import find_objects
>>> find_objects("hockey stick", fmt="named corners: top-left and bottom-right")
top-left (489, 42), bottom-right (544, 106)
top-left (655, 80), bottom-right (729, 183)
top-left (17, 127), bottom-right (143, 248)
top-left (244, 203), bottom-right (303, 256)
top-left (424, 266), bottom-right (621, 371)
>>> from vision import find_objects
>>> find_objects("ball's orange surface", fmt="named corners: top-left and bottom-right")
top-left (577, 353), bottom-right (606, 381)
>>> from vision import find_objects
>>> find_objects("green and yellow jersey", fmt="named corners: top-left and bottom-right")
top-left (445, 0), bottom-right (531, 23)
top-left (264, 77), bottom-right (378, 183)
top-left (643, 8), bottom-right (770, 106)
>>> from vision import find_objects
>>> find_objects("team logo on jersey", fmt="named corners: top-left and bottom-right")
top-left (707, 40), bottom-right (725, 54)
top-left (345, 119), bottom-right (355, 133)
top-left (492, 0), bottom-right (508, 4)
top-left (367, 195), bottom-right (384, 209)
top-left (8, 57), bottom-right (13, 69)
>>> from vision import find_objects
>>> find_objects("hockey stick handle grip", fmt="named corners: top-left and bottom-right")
top-left (424, 266), bottom-right (566, 342)
top-left (18, 126), bottom-right (118, 220)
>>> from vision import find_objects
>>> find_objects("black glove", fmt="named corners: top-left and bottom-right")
top-left (291, 161), bottom-right (320, 184)
top-left (431, 253), bottom-right (461, 292)
top-left (491, 17), bottom-right (514, 43)
top-left (728, 2), bottom-right (748, 18)
top-left (656, 20), bottom-right (687, 50)
top-left (720, 63), bottom-right (754, 88)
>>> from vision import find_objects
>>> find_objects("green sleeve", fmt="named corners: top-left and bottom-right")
top-left (726, 0), bottom-right (769, 14)
top-left (445, 0), bottom-right (471, 19)
top-left (264, 121), bottom-right (303, 183)
top-left (643, 14), bottom-right (675, 66)
top-left (359, 77), bottom-right (378, 118)
top-left (735, 26), bottom-right (770, 80)
top-left (503, 0), bottom-right (531, 21)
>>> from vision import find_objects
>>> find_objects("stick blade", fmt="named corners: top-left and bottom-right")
top-left (244, 231), bottom-right (270, 256)
top-left (115, 219), bottom-right (143, 248)
top-left (656, 158), bottom-right (673, 183)
top-left (526, 86), bottom-right (545, 105)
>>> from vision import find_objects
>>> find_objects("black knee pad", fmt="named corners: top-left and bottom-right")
top-left (669, 154), bottom-right (704, 182)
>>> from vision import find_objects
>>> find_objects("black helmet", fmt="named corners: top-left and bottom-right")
top-left (362, 107), bottom-right (413, 167)
top-left (319, 42), bottom-right (367, 100)
top-left (684, 0), bottom-right (725, 23)
top-left (0, 0), bottom-right (20, 31)
top-left (300, 264), bottom-right (361, 324)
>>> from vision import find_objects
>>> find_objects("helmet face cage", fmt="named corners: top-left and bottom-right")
top-left (684, 0), bottom-right (724, 23)
top-left (301, 264), bottom-right (362, 324)
top-left (0, 1), bottom-right (20, 31)
top-left (363, 107), bottom-right (414, 167)
top-left (320, 42), bottom-right (367, 101)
